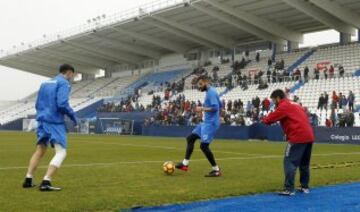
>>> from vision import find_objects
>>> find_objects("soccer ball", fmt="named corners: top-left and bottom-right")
top-left (163, 161), bottom-right (175, 175)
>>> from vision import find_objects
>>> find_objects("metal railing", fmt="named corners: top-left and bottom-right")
top-left (0, 0), bottom-right (186, 58)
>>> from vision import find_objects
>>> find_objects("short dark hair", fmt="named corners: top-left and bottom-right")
top-left (59, 64), bottom-right (75, 74)
top-left (197, 75), bottom-right (210, 82)
top-left (270, 89), bottom-right (286, 99)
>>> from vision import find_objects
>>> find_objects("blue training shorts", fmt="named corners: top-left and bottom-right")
top-left (192, 122), bottom-right (220, 144)
top-left (37, 121), bottom-right (67, 149)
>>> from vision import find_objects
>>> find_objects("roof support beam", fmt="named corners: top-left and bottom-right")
top-left (141, 17), bottom-right (220, 49)
top-left (309, 0), bottom-right (360, 28)
top-left (64, 40), bottom-right (136, 65)
top-left (204, 0), bottom-right (303, 43)
top-left (73, 40), bottom-right (145, 63)
top-left (39, 48), bottom-right (107, 69)
top-left (283, 0), bottom-right (355, 35)
top-left (191, 3), bottom-right (285, 44)
top-left (10, 57), bottom-right (55, 71)
top-left (151, 15), bottom-right (236, 48)
top-left (18, 53), bottom-right (95, 72)
top-left (87, 34), bottom-right (162, 59)
top-left (0, 59), bottom-right (54, 77)
top-left (109, 26), bottom-right (189, 53)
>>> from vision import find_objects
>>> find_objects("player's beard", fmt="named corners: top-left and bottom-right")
top-left (199, 85), bottom-right (207, 92)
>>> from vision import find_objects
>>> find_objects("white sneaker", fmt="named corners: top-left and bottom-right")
top-left (298, 187), bottom-right (310, 194)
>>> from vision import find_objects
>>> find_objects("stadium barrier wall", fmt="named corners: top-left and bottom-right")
top-left (142, 123), bottom-right (284, 141)
top-left (141, 124), bottom-right (360, 145)
top-left (96, 112), bottom-right (155, 134)
top-left (314, 127), bottom-right (360, 144)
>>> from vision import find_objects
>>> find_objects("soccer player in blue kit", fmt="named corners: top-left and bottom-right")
top-left (22, 64), bottom-right (78, 191)
top-left (176, 75), bottom-right (222, 177)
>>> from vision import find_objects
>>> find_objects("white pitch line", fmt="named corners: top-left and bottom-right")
top-left (1, 151), bottom-right (360, 171)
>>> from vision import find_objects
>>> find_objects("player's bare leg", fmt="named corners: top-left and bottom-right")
top-left (39, 144), bottom-right (66, 191)
top-left (23, 144), bottom-right (47, 188)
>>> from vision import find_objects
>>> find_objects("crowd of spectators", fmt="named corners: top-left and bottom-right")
top-left (317, 90), bottom-right (355, 111)
top-left (143, 93), bottom-right (274, 127)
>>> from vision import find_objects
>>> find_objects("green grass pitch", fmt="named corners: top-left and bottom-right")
top-left (0, 131), bottom-right (360, 211)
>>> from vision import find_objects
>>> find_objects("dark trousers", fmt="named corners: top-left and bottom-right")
top-left (349, 102), bottom-right (354, 111)
top-left (283, 143), bottom-right (313, 191)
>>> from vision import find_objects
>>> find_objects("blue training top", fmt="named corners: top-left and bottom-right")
top-left (35, 74), bottom-right (76, 124)
top-left (203, 86), bottom-right (222, 124)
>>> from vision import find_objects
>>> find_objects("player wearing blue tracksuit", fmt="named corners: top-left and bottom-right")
top-left (192, 86), bottom-right (221, 143)
top-left (176, 75), bottom-right (222, 177)
top-left (23, 64), bottom-right (77, 192)
top-left (35, 74), bottom-right (77, 149)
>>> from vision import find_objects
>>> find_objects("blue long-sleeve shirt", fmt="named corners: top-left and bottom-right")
top-left (203, 86), bottom-right (222, 124)
top-left (35, 74), bottom-right (77, 124)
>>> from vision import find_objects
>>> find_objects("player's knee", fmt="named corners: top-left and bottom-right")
top-left (49, 144), bottom-right (67, 168)
top-left (200, 143), bottom-right (209, 152)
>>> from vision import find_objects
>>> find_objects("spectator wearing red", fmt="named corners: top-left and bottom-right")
top-left (325, 119), bottom-right (333, 128)
top-left (332, 91), bottom-right (339, 109)
top-left (262, 98), bottom-right (270, 112)
top-left (262, 89), bottom-right (314, 196)
top-left (329, 65), bottom-right (335, 78)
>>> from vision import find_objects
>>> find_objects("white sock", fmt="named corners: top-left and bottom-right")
top-left (182, 159), bottom-right (189, 166)
top-left (43, 176), bottom-right (51, 181)
top-left (26, 174), bottom-right (33, 178)
top-left (212, 166), bottom-right (220, 171)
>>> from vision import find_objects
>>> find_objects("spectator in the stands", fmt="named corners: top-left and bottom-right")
top-left (304, 66), bottom-right (309, 82)
top-left (348, 90), bottom-right (355, 111)
top-left (267, 57), bottom-right (272, 67)
top-left (339, 93), bottom-right (347, 109)
top-left (314, 68), bottom-right (320, 80)
top-left (332, 91), bottom-right (339, 109)
top-left (323, 66), bottom-right (328, 80)
top-left (329, 65), bottom-right (335, 78)
top-left (293, 95), bottom-right (300, 103)
top-left (339, 109), bottom-right (355, 127)
top-left (257, 79), bottom-right (268, 90)
top-left (266, 69), bottom-right (271, 83)
top-left (330, 108), bottom-right (337, 127)
top-left (227, 100), bottom-right (232, 112)
top-left (317, 94), bottom-right (326, 110)
top-left (252, 96), bottom-right (261, 110)
top-left (262, 97), bottom-right (270, 112)
top-left (294, 68), bottom-right (301, 81)
top-left (255, 52), bottom-right (260, 62)
top-left (339, 65), bottom-right (345, 77)
top-left (164, 89), bottom-right (170, 100)
top-left (344, 110), bottom-right (355, 127)
top-left (325, 118), bottom-right (333, 128)
top-left (324, 92), bottom-right (329, 110)
top-left (246, 101), bottom-right (252, 115)
top-left (212, 66), bottom-right (219, 82)
top-left (272, 69), bottom-right (277, 83)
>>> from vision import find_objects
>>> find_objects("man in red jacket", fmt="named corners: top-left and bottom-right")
top-left (262, 89), bottom-right (314, 196)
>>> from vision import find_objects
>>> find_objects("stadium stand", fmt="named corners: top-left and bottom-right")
top-left (297, 43), bottom-right (360, 77)
top-left (0, 0), bottom-right (359, 130)
top-left (115, 69), bottom-right (190, 98)
top-left (0, 74), bottom-right (142, 125)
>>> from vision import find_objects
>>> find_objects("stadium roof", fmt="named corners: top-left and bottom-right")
top-left (0, 0), bottom-right (360, 77)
